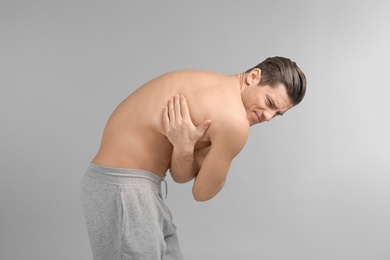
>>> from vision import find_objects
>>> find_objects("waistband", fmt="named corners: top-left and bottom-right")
top-left (85, 162), bottom-right (168, 198)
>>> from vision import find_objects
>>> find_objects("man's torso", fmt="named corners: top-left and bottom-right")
top-left (92, 69), bottom-right (249, 176)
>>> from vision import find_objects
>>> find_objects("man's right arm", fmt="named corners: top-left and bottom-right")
top-left (163, 95), bottom-right (211, 183)
top-left (169, 145), bottom-right (199, 183)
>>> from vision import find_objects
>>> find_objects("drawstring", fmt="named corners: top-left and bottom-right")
top-left (161, 177), bottom-right (168, 199)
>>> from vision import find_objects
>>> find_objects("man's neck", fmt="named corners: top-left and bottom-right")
top-left (235, 73), bottom-right (248, 92)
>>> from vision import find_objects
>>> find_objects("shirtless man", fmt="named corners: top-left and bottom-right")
top-left (81, 56), bottom-right (306, 260)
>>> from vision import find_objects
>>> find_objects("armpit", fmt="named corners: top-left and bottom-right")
top-left (194, 145), bottom-right (211, 167)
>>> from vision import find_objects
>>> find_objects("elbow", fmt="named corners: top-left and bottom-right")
top-left (192, 186), bottom-right (217, 202)
top-left (171, 175), bottom-right (193, 184)
top-left (192, 179), bottom-right (225, 202)
top-left (193, 192), bottom-right (213, 202)
top-left (171, 176), bottom-right (186, 183)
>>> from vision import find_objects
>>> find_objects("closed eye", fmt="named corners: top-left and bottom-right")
top-left (267, 97), bottom-right (276, 109)
top-left (267, 96), bottom-right (285, 117)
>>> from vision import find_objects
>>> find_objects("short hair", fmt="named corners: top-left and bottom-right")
top-left (246, 56), bottom-right (307, 105)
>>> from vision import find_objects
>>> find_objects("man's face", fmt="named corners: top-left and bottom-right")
top-left (242, 83), bottom-right (293, 126)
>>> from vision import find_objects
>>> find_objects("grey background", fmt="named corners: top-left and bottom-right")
top-left (1, 1), bottom-right (389, 259)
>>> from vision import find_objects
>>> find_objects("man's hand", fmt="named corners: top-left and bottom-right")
top-left (162, 95), bottom-right (211, 183)
top-left (163, 95), bottom-right (211, 153)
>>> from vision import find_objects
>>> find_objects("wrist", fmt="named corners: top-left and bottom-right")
top-left (172, 146), bottom-right (194, 160)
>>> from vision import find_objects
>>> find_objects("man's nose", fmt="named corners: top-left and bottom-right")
top-left (263, 110), bottom-right (275, 121)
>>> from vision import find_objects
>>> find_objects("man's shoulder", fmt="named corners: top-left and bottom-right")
top-left (206, 113), bottom-right (249, 157)
top-left (210, 113), bottom-right (249, 142)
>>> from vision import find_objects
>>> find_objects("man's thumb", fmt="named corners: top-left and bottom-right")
top-left (198, 120), bottom-right (211, 130)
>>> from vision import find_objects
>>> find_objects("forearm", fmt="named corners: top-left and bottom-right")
top-left (169, 147), bottom-right (200, 183)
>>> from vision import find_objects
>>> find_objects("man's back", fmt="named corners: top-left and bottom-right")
top-left (92, 69), bottom-right (249, 177)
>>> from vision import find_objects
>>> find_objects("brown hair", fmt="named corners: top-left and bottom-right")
top-left (246, 56), bottom-right (307, 105)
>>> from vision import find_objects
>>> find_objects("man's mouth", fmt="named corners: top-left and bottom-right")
top-left (255, 112), bottom-right (262, 123)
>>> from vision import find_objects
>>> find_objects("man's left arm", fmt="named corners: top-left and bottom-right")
top-left (192, 118), bottom-right (249, 201)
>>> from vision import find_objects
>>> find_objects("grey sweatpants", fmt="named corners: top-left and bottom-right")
top-left (80, 163), bottom-right (184, 260)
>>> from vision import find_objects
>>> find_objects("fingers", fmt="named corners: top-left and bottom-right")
top-left (196, 119), bottom-right (211, 137)
top-left (162, 106), bottom-right (170, 131)
top-left (166, 95), bottom-right (185, 121)
top-left (167, 96), bottom-right (175, 122)
top-left (198, 119), bottom-right (211, 129)
top-left (165, 94), bottom-right (210, 126)
top-left (164, 95), bottom-right (183, 133)
top-left (166, 95), bottom-right (182, 121)
top-left (163, 94), bottom-right (211, 145)
top-left (174, 95), bottom-right (182, 120)
top-left (179, 95), bottom-right (190, 121)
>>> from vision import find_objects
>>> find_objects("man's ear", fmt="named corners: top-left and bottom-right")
top-left (245, 68), bottom-right (261, 85)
